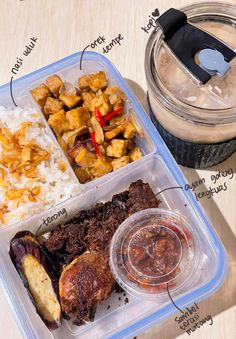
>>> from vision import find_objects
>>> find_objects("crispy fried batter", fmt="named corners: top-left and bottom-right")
top-left (59, 251), bottom-right (115, 325)
top-left (45, 180), bottom-right (159, 324)
top-left (45, 180), bottom-right (159, 258)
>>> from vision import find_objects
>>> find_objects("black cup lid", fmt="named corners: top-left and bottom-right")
top-left (156, 8), bottom-right (236, 84)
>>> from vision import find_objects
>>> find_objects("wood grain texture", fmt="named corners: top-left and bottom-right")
top-left (0, 0), bottom-right (235, 338)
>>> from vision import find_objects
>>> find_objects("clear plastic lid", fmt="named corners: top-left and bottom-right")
top-left (125, 225), bottom-right (183, 283)
top-left (146, 2), bottom-right (236, 125)
top-left (155, 16), bottom-right (236, 111)
top-left (109, 208), bottom-right (197, 299)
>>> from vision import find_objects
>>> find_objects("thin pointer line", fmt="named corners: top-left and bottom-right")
top-left (156, 186), bottom-right (183, 196)
top-left (10, 76), bottom-right (17, 107)
top-left (167, 283), bottom-right (184, 314)
top-left (80, 45), bottom-right (90, 70)
top-left (35, 223), bottom-right (43, 236)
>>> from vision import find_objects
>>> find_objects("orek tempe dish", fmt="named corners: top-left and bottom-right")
top-left (31, 71), bottom-right (143, 184)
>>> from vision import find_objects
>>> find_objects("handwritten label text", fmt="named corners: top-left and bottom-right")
top-left (11, 37), bottom-right (38, 75)
top-left (175, 302), bottom-right (213, 335)
top-left (185, 168), bottom-right (234, 201)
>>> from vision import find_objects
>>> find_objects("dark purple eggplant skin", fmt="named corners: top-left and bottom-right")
top-left (9, 231), bottom-right (62, 330)
top-left (9, 231), bottom-right (38, 263)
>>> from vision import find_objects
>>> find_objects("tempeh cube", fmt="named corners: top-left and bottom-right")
top-left (109, 114), bottom-right (125, 125)
top-left (83, 107), bottom-right (92, 127)
top-left (31, 83), bottom-right (51, 108)
top-left (78, 74), bottom-right (90, 92)
top-left (75, 148), bottom-right (97, 168)
top-left (74, 167), bottom-right (93, 183)
top-left (46, 75), bottom-right (63, 98)
top-left (48, 110), bottom-right (70, 136)
top-left (88, 71), bottom-right (108, 92)
top-left (105, 86), bottom-right (126, 100)
top-left (105, 86), bottom-right (126, 107)
top-left (90, 157), bottom-right (112, 177)
top-left (44, 97), bottom-right (64, 116)
top-left (59, 92), bottom-right (82, 109)
top-left (123, 122), bottom-right (136, 139)
top-left (99, 102), bottom-right (111, 116)
top-left (129, 147), bottom-right (142, 162)
top-left (90, 93), bottom-right (112, 116)
top-left (105, 124), bottom-right (126, 140)
top-left (82, 91), bottom-right (96, 111)
top-left (106, 139), bottom-right (128, 158)
top-left (66, 107), bottom-right (90, 129)
top-left (57, 136), bottom-right (68, 153)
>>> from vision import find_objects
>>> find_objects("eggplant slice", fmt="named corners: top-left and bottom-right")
top-left (10, 231), bottom-right (62, 330)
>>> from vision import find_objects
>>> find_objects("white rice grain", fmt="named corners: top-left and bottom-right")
top-left (0, 106), bottom-right (80, 227)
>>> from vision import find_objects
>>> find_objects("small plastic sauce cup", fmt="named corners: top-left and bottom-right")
top-left (109, 208), bottom-right (197, 299)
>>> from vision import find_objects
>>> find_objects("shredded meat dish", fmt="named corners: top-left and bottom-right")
top-left (44, 180), bottom-right (160, 325)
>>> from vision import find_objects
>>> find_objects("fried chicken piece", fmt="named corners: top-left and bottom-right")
top-left (45, 180), bottom-right (159, 261)
top-left (44, 191), bottom-right (129, 259)
top-left (127, 180), bottom-right (159, 214)
top-left (59, 251), bottom-right (115, 325)
top-left (45, 221), bottom-right (87, 260)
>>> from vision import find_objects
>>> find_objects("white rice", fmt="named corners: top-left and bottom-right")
top-left (0, 106), bottom-right (80, 226)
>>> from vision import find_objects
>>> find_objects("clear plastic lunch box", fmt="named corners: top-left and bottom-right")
top-left (0, 52), bottom-right (227, 339)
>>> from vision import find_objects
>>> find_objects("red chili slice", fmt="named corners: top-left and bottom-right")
top-left (104, 107), bottom-right (123, 122)
top-left (90, 132), bottom-right (100, 156)
top-left (95, 107), bottom-right (106, 127)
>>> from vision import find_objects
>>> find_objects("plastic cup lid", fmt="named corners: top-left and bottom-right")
top-left (123, 224), bottom-right (183, 282)
top-left (154, 16), bottom-right (236, 110)
top-left (109, 208), bottom-right (196, 298)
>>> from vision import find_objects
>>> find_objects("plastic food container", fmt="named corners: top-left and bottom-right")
top-left (0, 51), bottom-right (227, 339)
top-left (27, 64), bottom-right (154, 187)
top-left (110, 208), bottom-right (197, 299)
top-left (145, 2), bottom-right (236, 168)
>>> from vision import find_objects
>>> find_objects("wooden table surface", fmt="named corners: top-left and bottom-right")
top-left (0, 0), bottom-right (235, 338)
